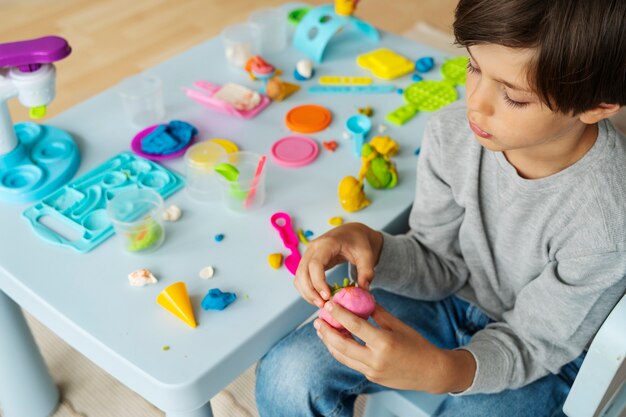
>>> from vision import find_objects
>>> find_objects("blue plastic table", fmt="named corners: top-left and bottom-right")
top-left (0, 7), bottom-right (461, 416)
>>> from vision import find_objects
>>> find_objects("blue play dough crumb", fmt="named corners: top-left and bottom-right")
top-left (201, 288), bottom-right (237, 311)
top-left (411, 73), bottom-right (423, 82)
top-left (304, 230), bottom-right (314, 238)
top-left (214, 233), bottom-right (224, 242)
top-left (415, 56), bottom-right (435, 73)
top-left (414, 147), bottom-right (421, 156)
top-left (141, 120), bottom-right (198, 155)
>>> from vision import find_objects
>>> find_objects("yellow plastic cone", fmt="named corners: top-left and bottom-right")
top-left (157, 282), bottom-right (197, 328)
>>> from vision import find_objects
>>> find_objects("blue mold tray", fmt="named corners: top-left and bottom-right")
top-left (22, 152), bottom-right (184, 253)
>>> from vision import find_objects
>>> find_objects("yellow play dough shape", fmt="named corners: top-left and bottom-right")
top-left (268, 253), bottom-right (284, 269)
top-left (329, 216), bottom-right (344, 226)
top-left (357, 48), bottom-right (415, 80)
top-left (157, 282), bottom-right (197, 328)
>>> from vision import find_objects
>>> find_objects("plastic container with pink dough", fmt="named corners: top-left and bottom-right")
top-left (182, 81), bottom-right (270, 119)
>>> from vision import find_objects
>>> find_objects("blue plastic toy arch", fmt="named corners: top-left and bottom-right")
top-left (293, 4), bottom-right (379, 63)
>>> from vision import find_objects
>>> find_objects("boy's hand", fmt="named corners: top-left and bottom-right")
top-left (314, 302), bottom-right (477, 394)
top-left (294, 223), bottom-right (383, 308)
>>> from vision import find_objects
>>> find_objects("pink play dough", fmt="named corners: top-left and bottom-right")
top-left (319, 287), bottom-right (376, 331)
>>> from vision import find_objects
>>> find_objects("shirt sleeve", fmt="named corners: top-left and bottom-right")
top-left (371, 114), bottom-right (471, 300)
top-left (456, 250), bottom-right (626, 394)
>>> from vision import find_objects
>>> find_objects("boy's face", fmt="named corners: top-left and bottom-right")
top-left (465, 44), bottom-right (588, 154)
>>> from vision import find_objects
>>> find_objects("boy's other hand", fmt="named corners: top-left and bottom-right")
top-left (294, 223), bottom-right (383, 308)
top-left (313, 302), bottom-right (477, 394)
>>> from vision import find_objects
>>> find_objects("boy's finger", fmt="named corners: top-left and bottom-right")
top-left (323, 301), bottom-right (380, 345)
top-left (369, 304), bottom-right (396, 331)
top-left (315, 319), bottom-right (371, 369)
top-left (309, 259), bottom-right (332, 300)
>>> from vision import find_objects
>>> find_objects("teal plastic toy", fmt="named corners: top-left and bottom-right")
top-left (292, 4), bottom-right (379, 63)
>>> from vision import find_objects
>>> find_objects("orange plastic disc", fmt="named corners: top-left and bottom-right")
top-left (285, 104), bottom-right (332, 133)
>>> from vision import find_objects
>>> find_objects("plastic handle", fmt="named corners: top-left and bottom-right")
top-left (270, 212), bottom-right (299, 252)
top-left (28, 218), bottom-right (67, 246)
top-left (0, 36), bottom-right (71, 69)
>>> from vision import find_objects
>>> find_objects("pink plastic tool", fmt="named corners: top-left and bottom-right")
top-left (244, 155), bottom-right (267, 208)
top-left (182, 81), bottom-right (270, 119)
top-left (270, 212), bottom-right (301, 275)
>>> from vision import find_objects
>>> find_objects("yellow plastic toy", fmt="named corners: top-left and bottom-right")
top-left (357, 48), bottom-right (415, 80)
top-left (338, 175), bottom-right (370, 212)
top-left (335, 0), bottom-right (358, 16)
top-left (157, 282), bottom-right (197, 328)
top-left (319, 76), bottom-right (372, 85)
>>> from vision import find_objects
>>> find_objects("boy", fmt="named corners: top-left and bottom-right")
top-left (256, 0), bottom-right (626, 415)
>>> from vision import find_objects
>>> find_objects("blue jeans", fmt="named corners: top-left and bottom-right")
top-left (255, 289), bottom-right (585, 417)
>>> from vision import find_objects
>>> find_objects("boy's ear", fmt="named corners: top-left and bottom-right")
top-left (579, 103), bottom-right (622, 124)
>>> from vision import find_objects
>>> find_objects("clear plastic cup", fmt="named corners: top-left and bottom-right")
top-left (248, 8), bottom-right (288, 55)
top-left (221, 23), bottom-right (256, 68)
top-left (107, 188), bottom-right (165, 253)
top-left (116, 74), bottom-right (165, 127)
top-left (184, 141), bottom-right (227, 203)
top-left (216, 151), bottom-right (267, 212)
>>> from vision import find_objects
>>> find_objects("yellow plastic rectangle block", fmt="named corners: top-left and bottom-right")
top-left (319, 76), bottom-right (373, 85)
top-left (357, 48), bottom-right (415, 80)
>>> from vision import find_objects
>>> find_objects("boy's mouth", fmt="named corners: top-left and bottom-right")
top-left (469, 121), bottom-right (492, 139)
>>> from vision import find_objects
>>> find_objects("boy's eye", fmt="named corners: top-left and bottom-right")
top-left (467, 61), bottom-right (480, 74)
top-left (503, 93), bottom-right (530, 109)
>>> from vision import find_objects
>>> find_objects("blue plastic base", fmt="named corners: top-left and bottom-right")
top-left (0, 123), bottom-right (80, 204)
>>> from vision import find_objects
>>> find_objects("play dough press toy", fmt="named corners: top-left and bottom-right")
top-left (285, 104), bottom-right (332, 133)
top-left (157, 282), bottom-right (197, 328)
top-left (357, 48), bottom-right (415, 80)
top-left (270, 135), bottom-right (319, 168)
top-left (182, 80), bottom-right (270, 119)
top-left (318, 279), bottom-right (376, 334)
top-left (22, 152), bottom-right (183, 253)
top-left (0, 36), bottom-right (79, 204)
top-left (270, 212), bottom-right (301, 275)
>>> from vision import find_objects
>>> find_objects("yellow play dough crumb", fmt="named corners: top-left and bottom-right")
top-left (329, 216), bottom-right (344, 226)
top-left (268, 253), bottom-right (283, 269)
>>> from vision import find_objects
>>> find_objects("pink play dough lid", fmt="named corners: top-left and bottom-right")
top-left (270, 135), bottom-right (319, 168)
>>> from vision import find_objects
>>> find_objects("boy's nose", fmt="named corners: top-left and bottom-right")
top-left (466, 80), bottom-right (494, 117)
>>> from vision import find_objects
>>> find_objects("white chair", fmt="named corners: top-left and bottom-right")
top-left (362, 293), bottom-right (626, 417)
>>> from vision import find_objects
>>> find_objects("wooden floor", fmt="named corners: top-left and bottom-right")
top-left (2, 0), bottom-right (457, 121)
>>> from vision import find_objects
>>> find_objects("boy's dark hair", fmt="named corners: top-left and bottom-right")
top-left (453, 0), bottom-right (626, 115)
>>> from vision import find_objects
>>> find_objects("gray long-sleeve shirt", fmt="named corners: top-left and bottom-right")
top-left (372, 104), bottom-right (626, 394)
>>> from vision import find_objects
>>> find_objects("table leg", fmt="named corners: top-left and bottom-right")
top-left (165, 401), bottom-right (214, 417)
top-left (0, 290), bottom-right (59, 417)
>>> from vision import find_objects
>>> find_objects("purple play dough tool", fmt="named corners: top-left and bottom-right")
top-left (0, 36), bottom-right (71, 72)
